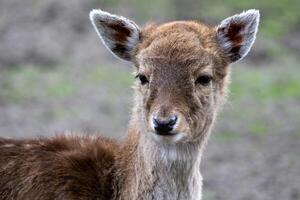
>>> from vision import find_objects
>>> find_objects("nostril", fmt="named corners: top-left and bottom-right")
top-left (153, 117), bottom-right (160, 129)
top-left (153, 116), bottom-right (178, 135)
top-left (168, 116), bottom-right (177, 126)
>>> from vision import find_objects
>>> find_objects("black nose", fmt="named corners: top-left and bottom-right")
top-left (153, 116), bottom-right (177, 135)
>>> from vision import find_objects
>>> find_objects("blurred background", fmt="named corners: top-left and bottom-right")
top-left (0, 0), bottom-right (299, 199)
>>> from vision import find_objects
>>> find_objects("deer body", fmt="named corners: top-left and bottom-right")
top-left (0, 9), bottom-right (260, 200)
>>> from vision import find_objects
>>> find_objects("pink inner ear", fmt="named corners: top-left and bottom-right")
top-left (224, 22), bottom-right (245, 46)
top-left (106, 22), bottom-right (132, 44)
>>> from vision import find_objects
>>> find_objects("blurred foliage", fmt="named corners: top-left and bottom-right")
top-left (1, 0), bottom-right (299, 68)
top-left (249, 120), bottom-right (269, 136)
top-left (89, 64), bottom-right (133, 88)
top-left (0, 66), bottom-right (75, 103)
top-left (230, 60), bottom-right (300, 102)
top-left (97, 0), bottom-right (300, 38)
top-left (198, 0), bottom-right (300, 38)
top-left (0, 64), bottom-right (133, 103)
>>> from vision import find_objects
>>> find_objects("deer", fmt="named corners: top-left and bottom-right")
top-left (0, 8), bottom-right (260, 200)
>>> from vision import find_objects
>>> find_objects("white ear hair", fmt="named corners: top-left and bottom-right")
top-left (89, 9), bottom-right (140, 61)
top-left (217, 9), bottom-right (260, 63)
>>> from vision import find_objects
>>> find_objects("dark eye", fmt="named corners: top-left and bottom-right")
top-left (195, 75), bottom-right (213, 86)
top-left (135, 74), bottom-right (149, 85)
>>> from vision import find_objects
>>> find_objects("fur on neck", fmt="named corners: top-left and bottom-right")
top-left (114, 127), bottom-right (204, 200)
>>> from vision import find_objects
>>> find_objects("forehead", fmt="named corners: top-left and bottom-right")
top-left (138, 57), bottom-right (214, 79)
top-left (136, 21), bottom-right (223, 75)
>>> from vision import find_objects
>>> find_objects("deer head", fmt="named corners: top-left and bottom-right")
top-left (90, 9), bottom-right (260, 145)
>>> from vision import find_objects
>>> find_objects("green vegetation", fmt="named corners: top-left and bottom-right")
top-left (249, 120), bottom-right (269, 136)
top-left (89, 64), bottom-right (133, 88)
top-left (230, 63), bottom-right (300, 102)
top-left (0, 64), bottom-right (133, 103)
top-left (100, 0), bottom-right (300, 39)
top-left (214, 131), bottom-right (240, 142)
top-left (0, 66), bottom-right (76, 103)
top-left (212, 61), bottom-right (300, 141)
top-left (200, 0), bottom-right (300, 38)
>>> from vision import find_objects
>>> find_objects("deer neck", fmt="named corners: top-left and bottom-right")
top-left (115, 123), bottom-right (205, 200)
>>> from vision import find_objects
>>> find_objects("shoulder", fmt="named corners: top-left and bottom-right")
top-left (0, 132), bottom-right (119, 199)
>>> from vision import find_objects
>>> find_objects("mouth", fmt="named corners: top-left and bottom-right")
top-left (155, 131), bottom-right (178, 136)
top-left (150, 131), bottom-right (185, 143)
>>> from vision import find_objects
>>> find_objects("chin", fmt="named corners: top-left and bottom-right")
top-left (150, 132), bottom-right (186, 144)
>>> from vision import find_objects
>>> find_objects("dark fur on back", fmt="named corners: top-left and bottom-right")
top-left (0, 135), bottom-right (117, 200)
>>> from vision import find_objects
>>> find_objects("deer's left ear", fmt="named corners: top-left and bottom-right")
top-left (216, 9), bottom-right (260, 63)
top-left (90, 9), bottom-right (140, 62)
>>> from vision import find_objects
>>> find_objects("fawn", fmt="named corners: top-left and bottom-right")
top-left (0, 9), bottom-right (260, 200)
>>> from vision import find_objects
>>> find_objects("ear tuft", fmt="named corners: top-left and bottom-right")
top-left (89, 9), bottom-right (140, 61)
top-left (217, 9), bottom-right (260, 63)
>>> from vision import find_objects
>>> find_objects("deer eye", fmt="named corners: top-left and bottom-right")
top-left (195, 75), bottom-right (213, 86)
top-left (135, 74), bottom-right (149, 85)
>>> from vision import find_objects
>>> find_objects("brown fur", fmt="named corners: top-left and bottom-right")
top-left (0, 11), bottom-right (258, 199)
top-left (0, 135), bottom-right (117, 199)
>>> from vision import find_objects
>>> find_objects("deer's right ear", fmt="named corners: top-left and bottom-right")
top-left (89, 9), bottom-right (140, 62)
